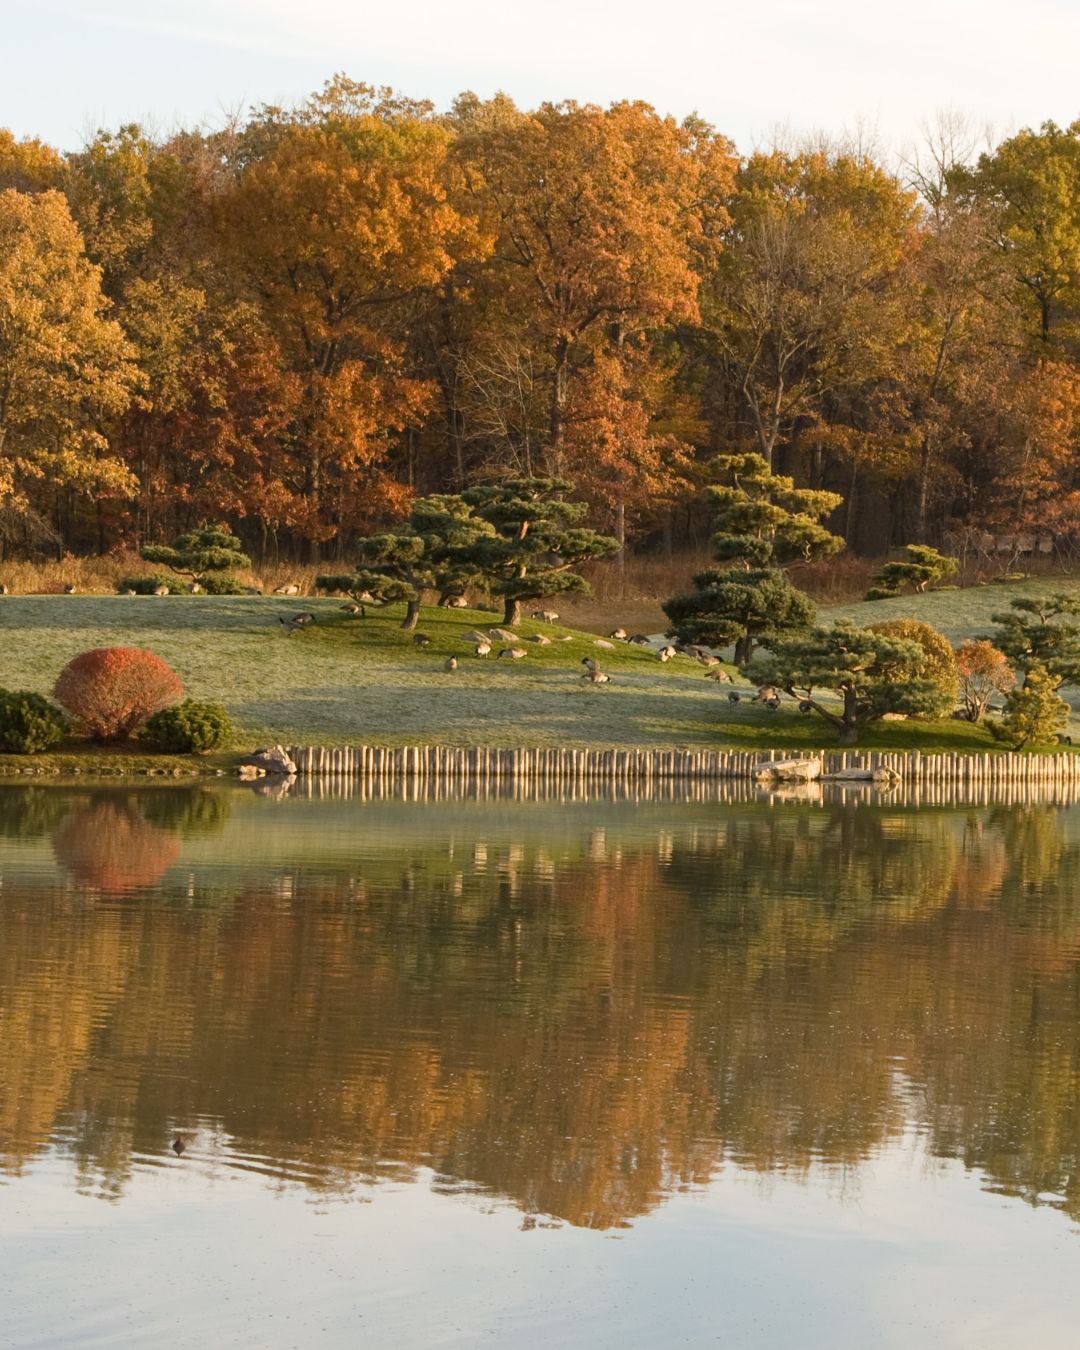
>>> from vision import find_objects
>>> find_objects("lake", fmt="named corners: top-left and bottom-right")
top-left (3, 779), bottom-right (1080, 1348)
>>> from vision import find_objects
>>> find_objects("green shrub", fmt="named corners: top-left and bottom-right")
top-left (116, 574), bottom-right (184, 595)
top-left (990, 663), bottom-right (1070, 749)
top-left (199, 573), bottom-right (245, 595)
top-left (0, 690), bottom-right (68, 753)
top-left (139, 699), bottom-right (232, 753)
top-left (867, 618), bottom-right (959, 708)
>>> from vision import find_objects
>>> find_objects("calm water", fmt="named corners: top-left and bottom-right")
top-left (3, 780), bottom-right (1080, 1348)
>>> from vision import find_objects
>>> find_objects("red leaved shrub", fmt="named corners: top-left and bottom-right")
top-left (53, 647), bottom-right (183, 741)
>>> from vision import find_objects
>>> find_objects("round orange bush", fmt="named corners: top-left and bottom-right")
top-left (53, 647), bottom-right (183, 741)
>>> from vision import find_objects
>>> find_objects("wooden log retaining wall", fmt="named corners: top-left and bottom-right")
top-left (284, 745), bottom-right (1080, 789)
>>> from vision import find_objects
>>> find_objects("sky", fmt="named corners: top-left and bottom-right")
top-left (5, 0), bottom-right (1080, 156)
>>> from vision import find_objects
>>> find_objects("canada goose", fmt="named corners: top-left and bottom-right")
top-left (628, 634), bottom-right (651, 646)
top-left (580, 656), bottom-right (600, 673)
top-left (704, 668), bottom-right (732, 682)
top-left (474, 641), bottom-right (492, 657)
top-left (413, 633), bottom-right (432, 647)
top-left (609, 627), bottom-right (628, 640)
top-left (290, 612), bottom-right (316, 626)
top-left (122, 587), bottom-right (136, 596)
top-left (798, 700), bottom-right (813, 714)
top-left (727, 691), bottom-right (741, 704)
top-left (273, 583), bottom-right (300, 596)
top-left (529, 633), bottom-right (552, 644)
top-left (340, 601), bottom-right (364, 615)
top-left (187, 582), bottom-right (203, 594)
top-left (63, 583), bottom-right (78, 594)
top-left (444, 657), bottom-right (458, 673)
top-left (499, 646), bottom-right (527, 659)
top-left (696, 652), bottom-right (721, 668)
top-left (490, 627), bottom-right (517, 642)
top-left (582, 669), bottom-right (611, 684)
top-left (446, 595), bottom-right (469, 607)
top-left (153, 584), bottom-right (169, 596)
top-left (1057, 733), bottom-right (1073, 745)
top-left (765, 698), bottom-right (780, 712)
top-left (532, 609), bottom-right (559, 622)
top-left (658, 645), bottom-right (677, 662)
top-left (171, 1136), bottom-right (186, 1156)
top-left (278, 616), bottom-right (305, 634)
top-left (0, 584), bottom-right (7, 595)
top-left (594, 638), bottom-right (615, 649)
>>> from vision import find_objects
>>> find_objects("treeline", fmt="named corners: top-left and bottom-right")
top-left (3, 82), bottom-right (1080, 563)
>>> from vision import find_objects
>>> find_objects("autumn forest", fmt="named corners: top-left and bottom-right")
top-left (3, 79), bottom-right (1080, 565)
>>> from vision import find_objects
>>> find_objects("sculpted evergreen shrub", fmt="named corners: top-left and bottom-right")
top-left (140, 700), bottom-right (232, 754)
top-left (866, 545), bottom-right (957, 598)
top-left (198, 573), bottom-right (245, 595)
top-left (116, 574), bottom-right (184, 595)
top-left (867, 619), bottom-right (959, 706)
top-left (0, 690), bottom-right (68, 753)
top-left (990, 663), bottom-right (1070, 749)
top-left (53, 647), bottom-right (183, 742)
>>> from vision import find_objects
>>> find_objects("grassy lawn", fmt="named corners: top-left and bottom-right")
top-left (0, 587), bottom-right (1075, 753)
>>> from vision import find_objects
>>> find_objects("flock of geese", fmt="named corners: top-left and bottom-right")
top-left (269, 603), bottom-right (786, 697)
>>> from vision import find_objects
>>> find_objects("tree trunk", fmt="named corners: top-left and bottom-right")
top-left (838, 723), bottom-right (859, 746)
top-left (400, 600), bottom-right (421, 630)
top-left (503, 596), bottom-right (523, 627)
top-left (548, 338), bottom-right (569, 474)
top-left (734, 634), bottom-right (754, 667)
top-left (615, 499), bottom-right (626, 587)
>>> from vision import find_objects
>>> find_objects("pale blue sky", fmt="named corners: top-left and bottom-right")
top-left (6, 0), bottom-right (1080, 153)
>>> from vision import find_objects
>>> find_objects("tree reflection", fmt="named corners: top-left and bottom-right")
top-left (2, 789), bottom-right (1080, 1231)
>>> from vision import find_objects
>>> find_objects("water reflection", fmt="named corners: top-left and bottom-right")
top-left (1, 784), bottom-right (1080, 1234)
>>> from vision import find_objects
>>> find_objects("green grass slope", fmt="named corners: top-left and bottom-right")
top-left (0, 588), bottom-right (1073, 751)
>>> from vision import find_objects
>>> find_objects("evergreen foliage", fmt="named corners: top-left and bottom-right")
top-left (990, 663), bottom-right (1070, 749)
top-left (746, 620), bottom-right (952, 744)
top-left (990, 593), bottom-right (1080, 689)
top-left (141, 526), bottom-right (251, 582)
top-left (317, 494), bottom-right (497, 630)
top-left (0, 690), bottom-right (67, 753)
top-left (140, 699), bottom-right (232, 753)
top-left (664, 569), bottom-right (816, 666)
top-left (460, 478), bottom-right (619, 626)
top-left (866, 618), bottom-right (960, 706)
top-left (867, 545), bottom-right (958, 599)
top-left (663, 455), bottom-right (838, 663)
top-left (706, 453), bottom-right (844, 567)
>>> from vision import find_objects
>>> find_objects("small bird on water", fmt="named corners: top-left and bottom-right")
top-left (171, 1136), bottom-right (186, 1156)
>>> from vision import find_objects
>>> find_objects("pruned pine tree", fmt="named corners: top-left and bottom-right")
top-left (867, 545), bottom-right (957, 599)
top-left (317, 494), bottom-right (496, 629)
top-left (141, 526), bottom-right (251, 582)
top-left (990, 662), bottom-right (1070, 749)
top-left (460, 478), bottom-right (618, 626)
top-left (663, 454), bottom-right (842, 664)
top-left (990, 594), bottom-right (1080, 690)
top-left (746, 620), bottom-right (950, 745)
top-left (663, 569), bottom-right (815, 667)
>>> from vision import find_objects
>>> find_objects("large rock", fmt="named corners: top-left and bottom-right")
top-left (237, 745), bottom-right (297, 777)
top-left (753, 757), bottom-right (822, 782)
